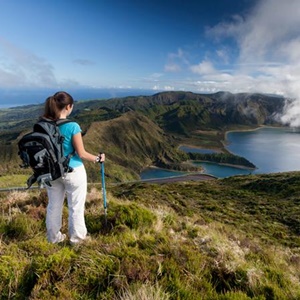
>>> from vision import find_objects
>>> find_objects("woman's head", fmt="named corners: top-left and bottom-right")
top-left (43, 91), bottom-right (74, 120)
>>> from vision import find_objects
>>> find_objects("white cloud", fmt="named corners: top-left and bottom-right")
top-left (216, 49), bottom-right (229, 64)
top-left (190, 60), bottom-right (216, 75)
top-left (163, 86), bottom-right (175, 91)
top-left (0, 37), bottom-right (58, 88)
top-left (239, 0), bottom-right (300, 65)
top-left (206, 14), bottom-right (245, 42)
top-left (150, 73), bottom-right (164, 79)
top-left (206, 0), bottom-right (300, 86)
top-left (207, 0), bottom-right (300, 64)
top-left (168, 48), bottom-right (188, 63)
top-left (281, 99), bottom-right (300, 127)
top-left (278, 39), bottom-right (300, 63)
top-left (165, 63), bottom-right (181, 72)
top-left (165, 48), bottom-right (189, 73)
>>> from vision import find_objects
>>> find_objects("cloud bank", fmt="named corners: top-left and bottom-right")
top-left (191, 0), bottom-right (300, 126)
top-left (202, 0), bottom-right (300, 95)
top-left (0, 38), bottom-right (58, 88)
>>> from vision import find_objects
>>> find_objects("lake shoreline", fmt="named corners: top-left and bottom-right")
top-left (178, 127), bottom-right (261, 170)
top-left (142, 125), bottom-right (290, 179)
top-left (223, 125), bottom-right (286, 147)
top-left (178, 125), bottom-right (282, 154)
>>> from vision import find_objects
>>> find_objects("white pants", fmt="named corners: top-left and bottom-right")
top-left (46, 165), bottom-right (88, 244)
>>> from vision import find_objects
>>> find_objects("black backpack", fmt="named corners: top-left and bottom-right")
top-left (18, 118), bottom-right (74, 188)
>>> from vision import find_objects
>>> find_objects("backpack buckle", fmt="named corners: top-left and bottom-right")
top-left (37, 173), bottom-right (53, 188)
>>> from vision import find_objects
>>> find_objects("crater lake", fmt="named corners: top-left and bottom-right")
top-left (141, 127), bottom-right (300, 179)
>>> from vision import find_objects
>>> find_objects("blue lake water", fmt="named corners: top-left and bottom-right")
top-left (141, 127), bottom-right (300, 179)
top-left (226, 127), bottom-right (300, 174)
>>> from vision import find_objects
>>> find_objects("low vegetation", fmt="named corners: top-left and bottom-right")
top-left (0, 171), bottom-right (300, 299)
top-left (187, 152), bottom-right (256, 169)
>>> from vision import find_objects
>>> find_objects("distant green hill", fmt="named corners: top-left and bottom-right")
top-left (0, 91), bottom-right (285, 134)
top-left (93, 91), bottom-right (285, 134)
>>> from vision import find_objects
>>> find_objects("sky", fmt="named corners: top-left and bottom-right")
top-left (1, 0), bottom-right (300, 123)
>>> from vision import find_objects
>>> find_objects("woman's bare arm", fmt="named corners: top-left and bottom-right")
top-left (72, 132), bottom-right (105, 162)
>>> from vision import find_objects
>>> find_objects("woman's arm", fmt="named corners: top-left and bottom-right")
top-left (72, 132), bottom-right (105, 163)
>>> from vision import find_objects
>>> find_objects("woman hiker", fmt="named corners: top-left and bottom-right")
top-left (43, 91), bottom-right (105, 245)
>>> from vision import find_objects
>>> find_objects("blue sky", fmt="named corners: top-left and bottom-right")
top-left (1, 0), bottom-right (300, 107)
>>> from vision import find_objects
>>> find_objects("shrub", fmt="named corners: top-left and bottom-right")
top-left (3, 214), bottom-right (43, 241)
top-left (111, 203), bottom-right (156, 230)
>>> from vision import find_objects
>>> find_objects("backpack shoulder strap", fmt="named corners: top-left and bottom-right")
top-left (33, 117), bottom-right (56, 134)
top-left (56, 119), bottom-right (76, 163)
top-left (56, 119), bottom-right (73, 126)
top-left (33, 118), bottom-right (72, 134)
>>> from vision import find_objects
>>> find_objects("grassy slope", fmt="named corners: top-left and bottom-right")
top-left (81, 111), bottom-right (192, 183)
top-left (0, 172), bottom-right (300, 299)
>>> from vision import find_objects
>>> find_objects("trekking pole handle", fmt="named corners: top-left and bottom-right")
top-left (99, 152), bottom-right (105, 163)
top-left (95, 153), bottom-right (105, 163)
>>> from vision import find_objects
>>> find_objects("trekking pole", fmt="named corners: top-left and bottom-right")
top-left (100, 159), bottom-right (107, 225)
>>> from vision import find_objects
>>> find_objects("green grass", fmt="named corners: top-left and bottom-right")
top-left (0, 175), bottom-right (32, 188)
top-left (0, 172), bottom-right (300, 299)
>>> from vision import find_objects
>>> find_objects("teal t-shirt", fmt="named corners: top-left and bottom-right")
top-left (59, 121), bottom-right (83, 169)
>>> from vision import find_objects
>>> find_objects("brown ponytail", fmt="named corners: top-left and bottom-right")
top-left (43, 91), bottom-right (74, 120)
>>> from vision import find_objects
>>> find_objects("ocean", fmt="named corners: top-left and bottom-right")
top-left (0, 88), bottom-right (155, 108)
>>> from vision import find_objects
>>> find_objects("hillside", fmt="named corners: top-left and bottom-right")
top-left (0, 91), bottom-right (286, 183)
top-left (0, 171), bottom-right (299, 299)
top-left (105, 91), bottom-right (285, 134)
top-left (81, 111), bottom-right (196, 182)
